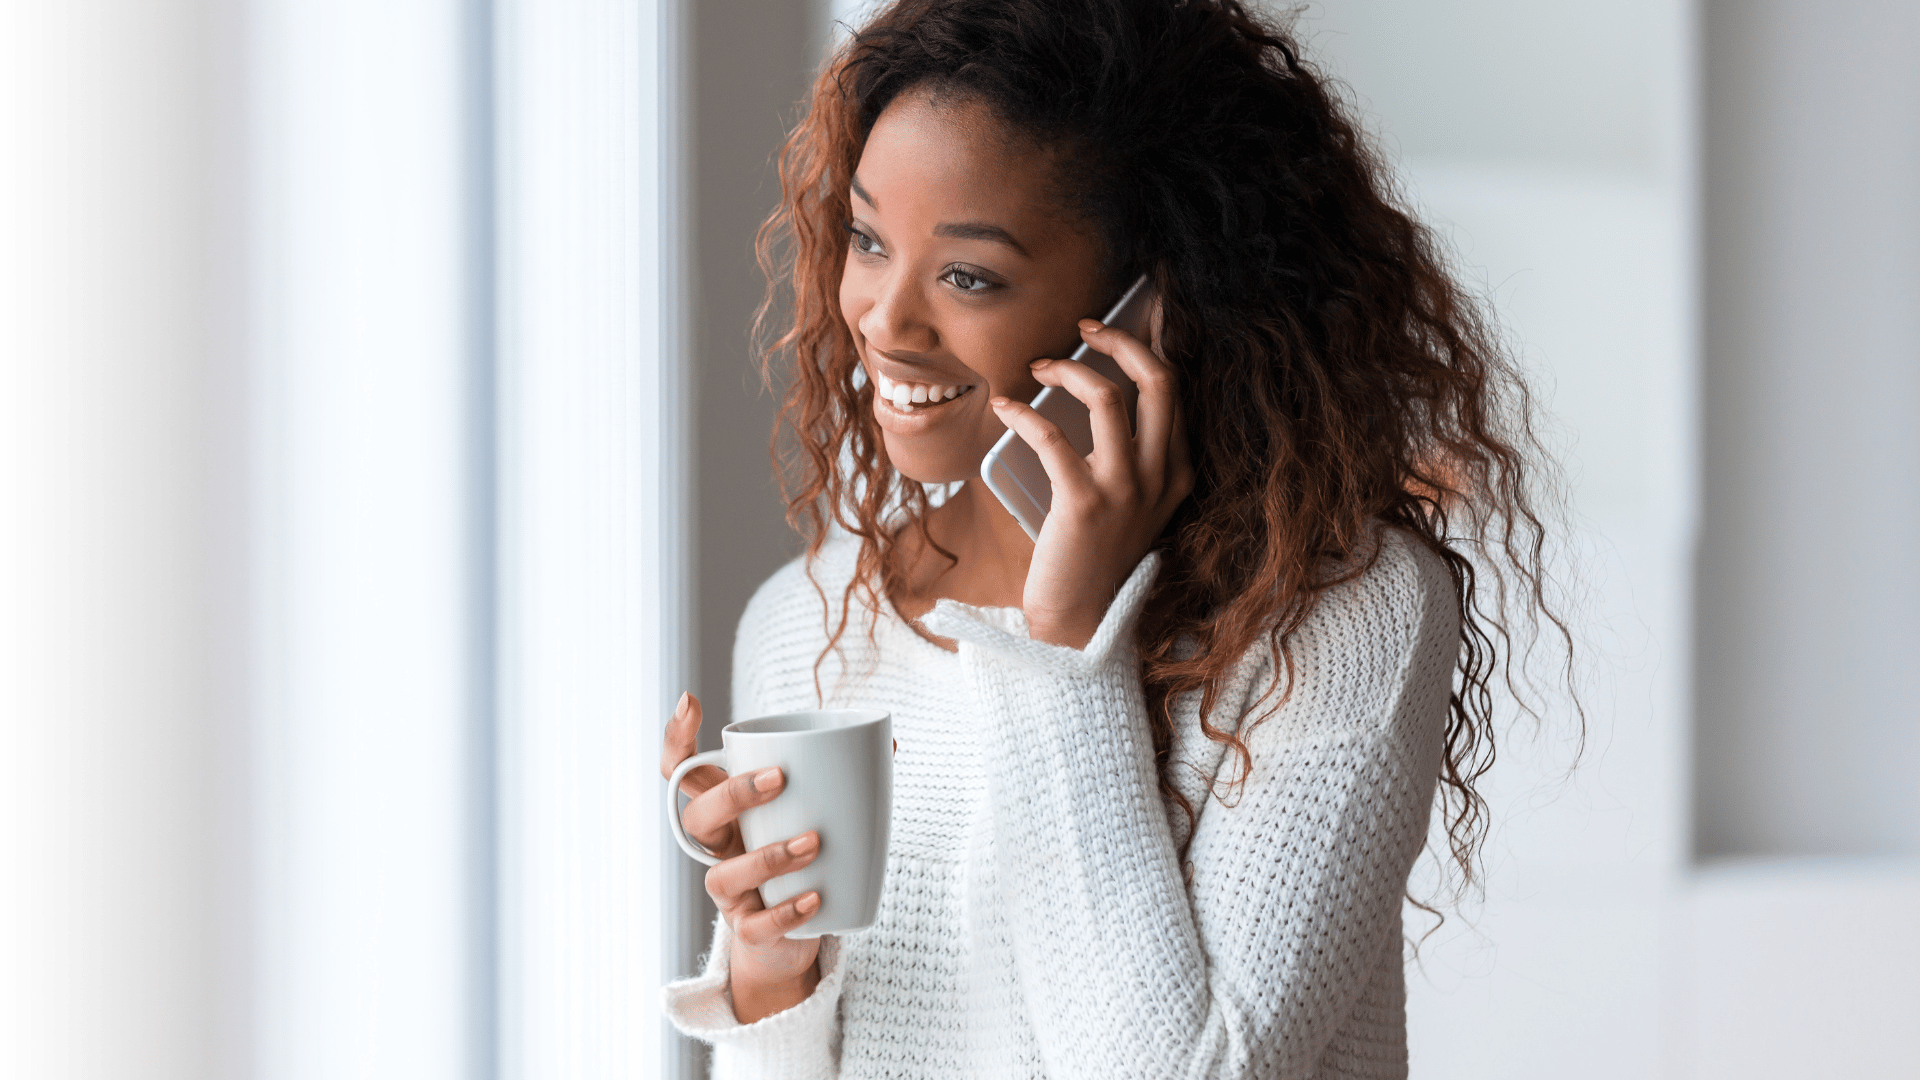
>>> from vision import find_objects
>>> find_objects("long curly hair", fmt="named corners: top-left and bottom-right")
top-left (754, 0), bottom-right (1572, 885)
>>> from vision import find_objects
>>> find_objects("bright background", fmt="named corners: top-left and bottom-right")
top-left (2, 1), bottom-right (1915, 1078)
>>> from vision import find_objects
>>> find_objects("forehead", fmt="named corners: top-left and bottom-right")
top-left (853, 91), bottom-right (1070, 238)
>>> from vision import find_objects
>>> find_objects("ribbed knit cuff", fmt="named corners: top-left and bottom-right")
top-left (661, 915), bottom-right (845, 1080)
top-left (919, 550), bottom-right (1161, 673)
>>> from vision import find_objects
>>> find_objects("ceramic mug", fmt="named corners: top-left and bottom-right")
top-left (667, 708), bottom-right (892, 937)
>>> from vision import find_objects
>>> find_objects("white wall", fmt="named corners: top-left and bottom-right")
top-left (0, 4), bottom-right (243, 1079)
top-left (1682, 3), bottom-right (1920, 1073)
top-left (1681, 858), bottom-right (1920, 1077)
top-left (1696, 0), bottom-right (1920, 860)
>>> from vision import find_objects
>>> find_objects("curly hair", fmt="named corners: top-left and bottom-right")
top-left (753, 0), bottom-right (1572, 887)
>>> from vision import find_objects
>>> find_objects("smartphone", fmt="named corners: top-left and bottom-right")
top-left (980, 274), bottom-right (1156, 540)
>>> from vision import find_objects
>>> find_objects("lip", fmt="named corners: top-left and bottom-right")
top-left (864, 351), bottom-right (982, 435)
top-left (867, 349), bottom-right (978, 393)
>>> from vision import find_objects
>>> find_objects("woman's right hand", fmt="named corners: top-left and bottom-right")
top-left (661, 692), bottom-right (824, 1023)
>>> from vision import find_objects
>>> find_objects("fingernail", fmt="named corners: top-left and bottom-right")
top-left (674, 691), bottom-right (689, 716)
top-left (787, 833), bottom-right (818, 856)
top-left (753, 768), bottom-right (783, 792)
top-left (1030, 358), bottom-right (1052, 368)
top-left (1079, 319), bottom-right (1103, 332)
top-left (796, 893), bottom-right (821, 914)
top-left (990, 396), bottom-right (1011, 408)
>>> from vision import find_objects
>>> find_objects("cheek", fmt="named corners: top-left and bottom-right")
top-left (948, 324), bottom-right (1042, 400)
top-left (837, 269), bottom-right (867, 342)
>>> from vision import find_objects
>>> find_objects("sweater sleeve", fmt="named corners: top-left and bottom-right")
top-left (918, 539), bottom-right (1456, 1079)
top-left (660, 917), bottom-right (848, 1080)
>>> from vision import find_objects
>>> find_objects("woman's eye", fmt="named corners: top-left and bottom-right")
top-left (944, 268), bottom-right (992, 292)
top-left (845, 224), bottom-right (881, 256)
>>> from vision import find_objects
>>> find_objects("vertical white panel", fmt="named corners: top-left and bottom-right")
top-left (1697, 0), bottom-right (1920, 860)
top-left (248, 1), bottom-right (484, 1078)
top-left (1684, 1), bottom-right (1920, 1071)
top-left (0, 3), bottom-right (242, 1079)
top-left (494, 1), bottom-right (690, 1078)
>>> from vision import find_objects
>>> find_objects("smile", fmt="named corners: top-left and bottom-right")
top-left (873, 369), bottom-right (974, 412)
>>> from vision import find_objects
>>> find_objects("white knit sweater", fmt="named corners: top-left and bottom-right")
top-left (662, 526), bottom-right (1458, 1079)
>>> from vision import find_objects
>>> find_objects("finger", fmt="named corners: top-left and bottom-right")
top-left (1147, 294), bottom-right (1167, 362)
top-left (660, 692), bottom-right (728, 795)
top-left (735, 891), bottom-right (823, 947)
top-left (987, 395), bottom-right (1095, 499)
top-left (1144, 295), bottom-right (1183, 461)
top-left (660, 691), bottom-right (697, 779)
top-left (708, 864), bottom-right (764, 919)
top-left (682, 765), bottom-right (785, 842)
top-left (1162, 380), bottom-right (1195, 509)
top-left (704, 832), bottom-right (820, 913)
top-left (1141, 299), bottom-right (1192, 504)
top-left (1029, 356), bottom-right (1131, 479)
top-left (1078, 318), bottom-right (1179, 480)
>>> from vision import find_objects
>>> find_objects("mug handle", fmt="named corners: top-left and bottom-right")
top-left (666, 748), bottom-right (729, 866)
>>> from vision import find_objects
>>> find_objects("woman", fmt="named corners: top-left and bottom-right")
top-left (660, 1), bottom-right (1562, 1076)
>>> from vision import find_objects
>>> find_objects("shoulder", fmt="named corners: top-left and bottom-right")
top-left (1304, 525), bottom-right (1459, 698)
top-left (1210, 526), bottom-right (1459, 745)
top-left (736, 533), bottom-right (861, 641)
top-left (731, 534), bottom-right (866, 718)
top-left (733, 534), bottom-right (856, 661)
top-left (1317, 525), bottom-right (1459, 657)
top-left (1237, 524), bottom-right (1457, 670)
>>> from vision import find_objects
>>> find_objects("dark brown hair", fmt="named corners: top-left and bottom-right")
top-left (755, 0), bottom-right (1572, 885)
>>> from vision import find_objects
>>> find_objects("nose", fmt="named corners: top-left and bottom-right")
top-left (855, 266), bottom-right (938, 355)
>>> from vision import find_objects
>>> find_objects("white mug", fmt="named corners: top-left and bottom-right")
top-left (666, 708), bottom-right (892, 937)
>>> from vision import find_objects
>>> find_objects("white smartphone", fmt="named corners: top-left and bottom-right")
top-left (980, 274), bottom-right (1156, 540)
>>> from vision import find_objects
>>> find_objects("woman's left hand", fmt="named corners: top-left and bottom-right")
top-left (989, 303), bottom-right (1193, 649)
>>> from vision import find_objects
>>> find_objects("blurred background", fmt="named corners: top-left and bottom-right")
top-left (2, 1), bottom-right (1914, 1078)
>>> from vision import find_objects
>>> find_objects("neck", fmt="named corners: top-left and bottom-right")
top-left (895, 479), bottom-right (1034, 616)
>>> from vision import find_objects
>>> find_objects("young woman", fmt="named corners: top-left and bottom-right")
top-left (660, 1), bottom-right (1562, 1076)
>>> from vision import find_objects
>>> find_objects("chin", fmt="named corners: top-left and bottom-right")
top-left (871, 391), bottom-right (999, 487)
top-left (879, 431), bottom-right (985, 488)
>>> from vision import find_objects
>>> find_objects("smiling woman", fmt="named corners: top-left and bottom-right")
top-left (659, 1), bottom-right (1568, 1077)
top-left (838, 88), bottom-right (1174, 641)
top-left (840, 91), bottom-right (1107, 492)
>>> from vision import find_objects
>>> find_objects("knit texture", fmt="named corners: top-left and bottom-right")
top-left (663, 527), bottom-right (1458, 1079)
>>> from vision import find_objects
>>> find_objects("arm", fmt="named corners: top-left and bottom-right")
top-left (920, 539), bottom-right (1456, 1078)
top-left (659, 559), bottom-right (850, 1079)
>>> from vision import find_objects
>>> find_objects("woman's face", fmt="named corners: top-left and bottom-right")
top-left (839, 89), bottom-right (1108, 485)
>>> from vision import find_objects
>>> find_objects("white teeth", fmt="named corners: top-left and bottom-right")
top-left (871, 367), bottom-right (969, 410)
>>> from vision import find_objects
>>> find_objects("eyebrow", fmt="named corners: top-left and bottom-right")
top-left (849, 173), bottom-right (1031, 258)
top-left (933, 221), bottom-right (1030, 257)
